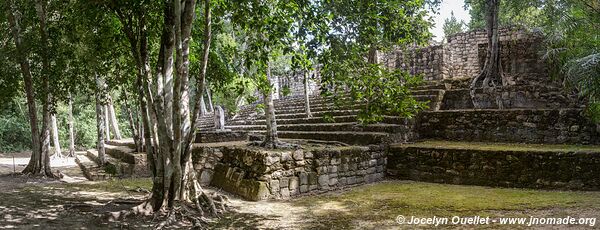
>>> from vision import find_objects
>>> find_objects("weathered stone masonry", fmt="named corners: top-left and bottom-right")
top-left (192, 144), bottom-right (386, 201)
top-left (382, 28), bottom-right (549, 84)
top-left (387, 146), bottom-right (600, 190)
top-left (418, 109), bottom-right (600, 144)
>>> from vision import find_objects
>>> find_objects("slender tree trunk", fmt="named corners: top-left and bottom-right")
top-left (7, 1), bottom-right (46, 175)
top-left (68, 92), bottom-right (75, 157)
top-left (262, 62), bottom-right (280, 148)
top-left (368, 45), bottom-right (378, 64)
top-left (95, 75), bottom-right (106, 165)
top-left (122, 90), bottom-right (142, 153)
top-left (104, 104), bottom-right (111, 141)
top-left (40, 99), bottom-right (53, 176)
top-left (107, 97), bottom-right (122, 139)
top-left (206, 85), bottom-right (214, 113)
top-left (200, 96), bottom-right (208, 116)
top-left (51, 114), bottom-right (62, 157)
top-left (304, 70), bottom-right (312, 118)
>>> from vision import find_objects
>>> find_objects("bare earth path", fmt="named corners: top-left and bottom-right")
top-left (1, 156), bottom-right (600, 230)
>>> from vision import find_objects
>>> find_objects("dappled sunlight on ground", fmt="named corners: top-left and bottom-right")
top-left (1, 171), bottom-right (600, 229)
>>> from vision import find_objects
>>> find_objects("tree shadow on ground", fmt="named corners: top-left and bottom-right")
top-left (209, 211), bottom-right (285, 230)
top-left (0, 174), bottom-right (155, 229)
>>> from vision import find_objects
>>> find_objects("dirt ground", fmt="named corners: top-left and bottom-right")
top-left (1, 156), bottom-right (600, 229)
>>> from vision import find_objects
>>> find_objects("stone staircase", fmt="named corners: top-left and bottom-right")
top-left (75, 138), bottom-right (150, 181)
top-left (196, 82), bottom-right (448, 145)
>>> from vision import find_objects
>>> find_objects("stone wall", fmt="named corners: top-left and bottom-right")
top-left (440, 86), bottom-right (581, 110)
top-left (277, 69), bottom-right (321, 99)
top-left (192, 144), bottom-right (386, 201)
top-left (418, 109), bottom-right (600, 144)
top-left (387, 146), bottom-right (600, 190)
top-left (390, 28), bottom-right (551, 84)
top-left (393, 45), bottom-right (444, 81)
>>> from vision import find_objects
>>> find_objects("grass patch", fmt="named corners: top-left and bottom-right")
top-left (292, 181), bottom-right (600, 228)
top-left (400, 140), bottom-right (600, 153)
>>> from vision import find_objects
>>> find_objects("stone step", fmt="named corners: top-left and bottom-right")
top-left (85, 149), bottom-right (137, 178)
top-left (75, 153), bottom-right (114, 181)
top-left (248, 130), bottom-right (389, 145)
top-left (227, 115), bottom-right (357, 126)
top-left (105, 145), bottom-right (142, 165)
top-left (412, 83), bottom-right (451, 91)
top-left (411, 89), bottom-right (444, 96)
top-left (228, 95), bottom-right (435, 123)
top-left (105, 138), bottom-right (137, 149)
top-left (234, 103), bottom-right (362, 118)
top-left (226, 122), bottom-right (408, 133)
top-left (226, 114), bottom-right (410, 127)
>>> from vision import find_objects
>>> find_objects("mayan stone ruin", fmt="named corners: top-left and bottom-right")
top-left (175, 28), bottom-right (600, 201)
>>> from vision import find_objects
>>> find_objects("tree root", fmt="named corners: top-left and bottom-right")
top-left (108, 182), bottom-right (230, 229)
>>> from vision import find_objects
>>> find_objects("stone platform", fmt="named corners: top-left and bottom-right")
top-left (191, 141), bottom-right (386, 201)
top-left (387, 141), bottom-right (600, 190)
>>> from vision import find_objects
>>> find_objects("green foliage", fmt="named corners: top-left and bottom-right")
top-left (539, 0), bottom-right (600, 122)
top-left (322, 113), bottom-right (335, 123)
top-left (316, 0), bottom-right (434, 124)
top-left (281, 85), bottom-right (291, 97)
top-left (464, 0), bottom-right (545, 30)
top-left (442, 11), bottom-right (465, 40)
top-left (0, 99), bottom-right (31, 153)
top-left (255, 103), bottom-right (265, 114)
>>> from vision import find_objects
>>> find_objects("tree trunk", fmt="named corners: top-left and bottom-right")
top-left (95, 75), bottom-right (106, 165)
top-left (304, 70), bottom-right (312, 118)
top-left (122, 90), bottom-right (142, 153)
top-left (368, 45), bottom-right (378, 64)
top-left (6, 1), bottom-right (46, 175)
top-left (68, 92), bottom-right (75, 157)
top-left (107, 96), bottom-right (122, 139)
top-left (104, 104), bottom-right (111, 141)
top-left (200, 96), bottom-right (208, 116)
top-left (262, 62), bottom-right (280, 148)
top-left (51, 114), bottom-right (62, 158)
top-left (111, 0), bottom-right (227, 217)
top-left (20, 0), bottom-right (54, 177)
top-left (469, 0), bottom-right (504, 109)
top-left (206, 85), bottom-right (214, 113)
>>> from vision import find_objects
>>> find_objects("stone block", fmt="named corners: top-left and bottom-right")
top-left (199, 170), bottom-right (213, 185)
top-left (369, 159), bottom-right (377, 167)
top-left (304, 151), bottom-right (314, 159)
top-left (270, 180), bottom-right (280, 192)
top-left (329, 177), bottom-right (338, 186)
top-left (338, 177), bottom-right (347, 186)
top-left (280, 177), bottom-right (289, 188)
top-left (347, 176), bottom-right (356, 185)
top-left (367, 167), bottom-right (376, 174)
top-left (289, 176), bottom-right (299, 191)
top-left (281, 188), bottom-right (290, 199)
top-left (293, 149), bottom-right (304, 161)
top-left (308, 172), bottom-right (318, 185)
top-left (329, 165), bottom-right (338, 173)
top-left (299, 185), bottom-right (308, 193)
top-left (318, 175), bottom-right (329, 187)
top-left (330, 158), bottom-right (341, 165)
top-left (300, 172), bottom-right (308, 185)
